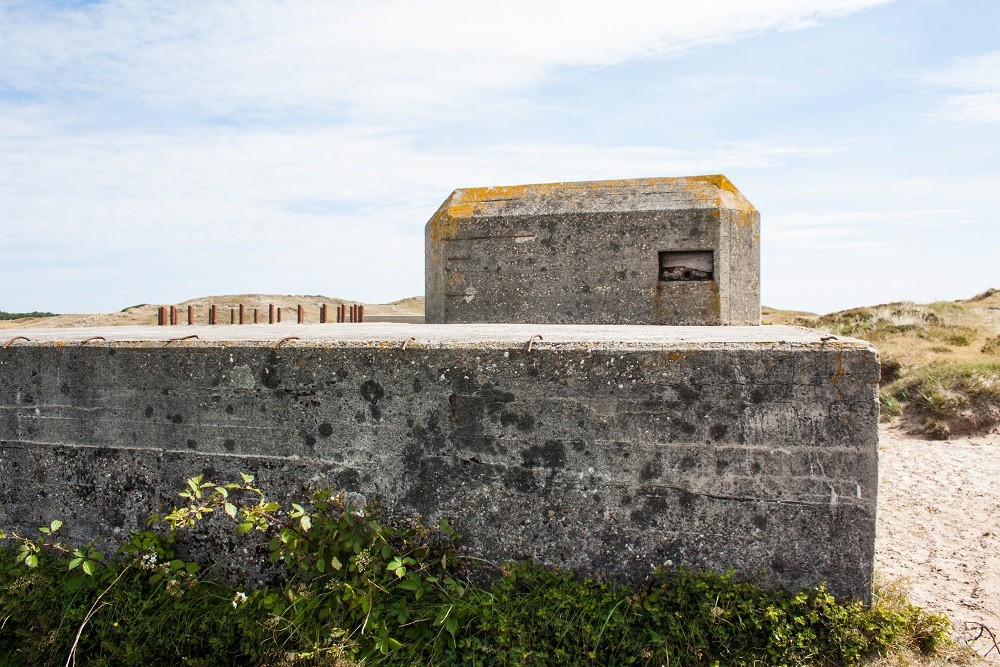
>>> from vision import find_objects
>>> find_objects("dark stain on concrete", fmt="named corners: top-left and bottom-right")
top-left (360, 380), bottom-right (384, 404)
top-left (521, 440), bottom-right (566, 469)
top-left (640, 455), bottom-right (662, 482)
top-left (261, 351), bottom-right (281, 389)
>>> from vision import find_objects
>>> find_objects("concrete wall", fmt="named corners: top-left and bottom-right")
top-left (425, 176), bottom-right (760, 326)
top-left (0, 324), bottom-right (876, 600)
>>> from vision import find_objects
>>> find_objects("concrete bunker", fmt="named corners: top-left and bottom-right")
top-left (0, 175), bottom-right (879, 602)
top-left (425, 175), bottom-right (760, 326)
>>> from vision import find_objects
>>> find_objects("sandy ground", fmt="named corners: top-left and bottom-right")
top-left (877, 424), bottom-right (1000, 663)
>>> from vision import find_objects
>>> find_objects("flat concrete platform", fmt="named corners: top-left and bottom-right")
top-left (0, 323), bottom-right (879, 600)
top-left (1, 323), bottom-right (858, 350)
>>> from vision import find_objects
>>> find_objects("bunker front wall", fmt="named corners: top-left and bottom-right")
top-left (0, 329), bottom-right (877, 600)
top-left (425, 176), bottom-right (760, 325)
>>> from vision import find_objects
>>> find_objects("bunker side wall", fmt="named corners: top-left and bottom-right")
top-left (427, 209), bottom-right (737, 325)
top-left (0, 342), bottom-right (877, 600)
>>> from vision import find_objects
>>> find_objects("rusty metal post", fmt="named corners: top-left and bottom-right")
top-left (269, 303), bottom-right (275, 324)
top-left (157, 307), bottom-right (166, 326)
top-left (320, 304), bottom-right (327, 324)
top-left (337, 305), bottom-right (344, 323)
top-left (297, 304), bottom-right (304, 324)
top-left (187, 306), bottom-right (194, 325)
top-left (169, 306), bottom-right (177, 326)
top-left (230, 308), bottom-right (235, 324)
top-left (358, 304), bottom-right (364, 323)
top-left (239, 304), bottom-right (245, 325)
top-left (277, 307), bottom-right (283, 323)
top-left (210, 305), bottom-right (217, 325)
top-left (254, 308), bottom-right (259, 324)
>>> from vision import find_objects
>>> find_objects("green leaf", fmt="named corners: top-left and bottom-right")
top-left (316, 558), bottom-right (326, 573)
top-left (240, 472), bottom-right (254, 484)
top-left (50, 520), bottom-right (63, 533)
top-left (331, 556), bottom-right (342, 571)
top-left (24, 554), bottom-right (38, 568)
top-left (82, 560), bottom-right (96, 576)
top-left (236, 522), bottom-right (253, 536)
top-left (445, 616), bottom-right (459, 637)
top-left (399, 576), bottom-right (421, 591)
top-left (386, 638), bottom-right (403, 651)
top-left (299, 515), bottom-right (312, 532)
top-left (224, 502), bottom-right (238, 519)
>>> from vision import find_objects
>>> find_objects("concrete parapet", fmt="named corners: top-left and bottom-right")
top-left (425, 176), bottom-right (760, 325)
top-left (0, 324), bottom-right (876, 600)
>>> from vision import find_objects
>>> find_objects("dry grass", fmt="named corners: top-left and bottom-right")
top-left (765, 292), bottom-right (1000, 439)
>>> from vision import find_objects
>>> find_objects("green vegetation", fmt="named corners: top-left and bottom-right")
top-left (881, 361), bottom-right (1000, 440)
top-left (767, 292), bottom-right (1000, 439)
top-left (0, 475), bottom-right (952, 666)
top-left (0, 310), bottom-right (57, 320)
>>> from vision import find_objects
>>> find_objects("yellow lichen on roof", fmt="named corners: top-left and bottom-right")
top-left (427, 193), bottom-right (467, 243)
top-left (684, 175), bottom-right (757, 215)
top-left (451, 177), bottom-right (691, 207)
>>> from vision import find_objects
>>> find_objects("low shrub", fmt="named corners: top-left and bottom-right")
top-left (0, 475), bottom-right (954, 666)
top-left (0, 311), bottom-right (57, 320)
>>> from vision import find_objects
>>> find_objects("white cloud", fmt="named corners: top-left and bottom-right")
top-left (0, 115), bottom-right (837, 245)
top-left (917, 50), bottom-right (1000, 123)
top-left (0, 0), bottom-right (892, 126)
top-left (0, 106), bottom-right (839, 309)
top-left (765, 208), bottom-right (977, 257)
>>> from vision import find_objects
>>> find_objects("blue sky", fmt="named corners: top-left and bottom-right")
top-left (1, 0), bottom-right (997, 315)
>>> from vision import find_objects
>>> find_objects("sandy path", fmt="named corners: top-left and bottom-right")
top-left (877, 425), bottom-right (1000, 662)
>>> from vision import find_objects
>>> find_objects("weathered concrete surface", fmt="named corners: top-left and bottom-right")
top-left (425, 176), bottom-right (760, 326)
top-left (0, 324), bottom-right (876, 600)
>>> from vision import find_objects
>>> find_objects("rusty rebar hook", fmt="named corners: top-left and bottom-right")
top-left (2, 336), bottom-right (29, 350)
top-left (81, 336), bottom-right (106, 345)
top-left (168, 334), bottom-right (199, 343)
top-left (402, 336), bottom-right (416, 350)
top-left (526, 334), bottom-right (543, 352)
top-left (273, 336), bottom-right (299, 348)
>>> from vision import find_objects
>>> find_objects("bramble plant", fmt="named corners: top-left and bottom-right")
top-left (0, 474), bottom-right (958, 666)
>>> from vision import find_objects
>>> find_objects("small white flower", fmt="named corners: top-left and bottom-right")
top-left (232, 591), bottom-right (248, 608)
top-left (140, 553), bottom-right (158, 569)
